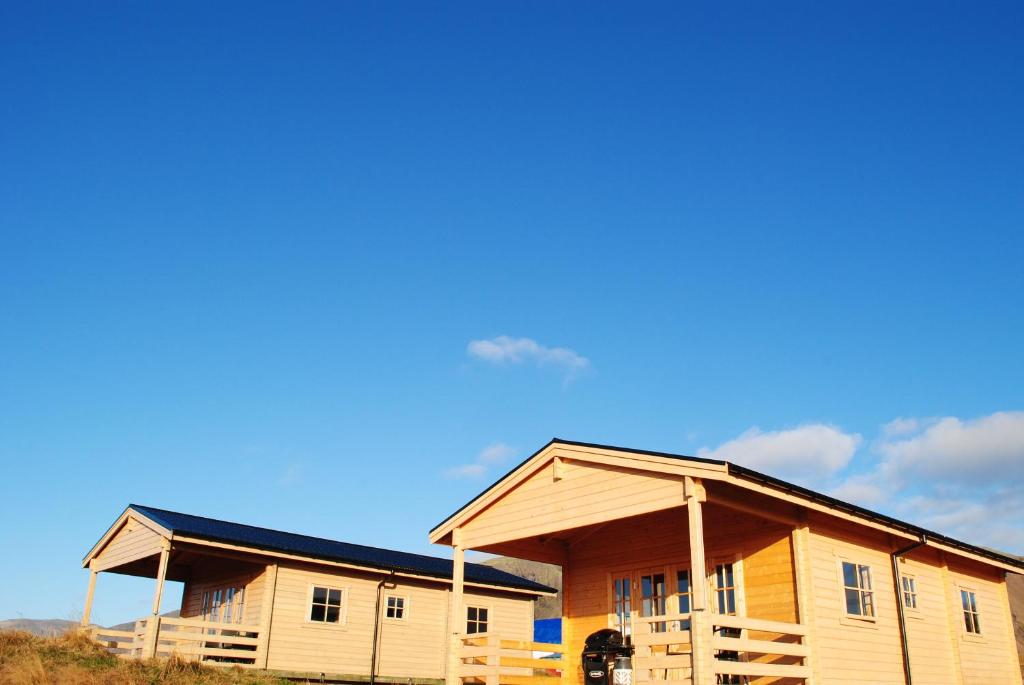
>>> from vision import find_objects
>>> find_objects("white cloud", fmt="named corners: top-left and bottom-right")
top-left (467, 336), bottom-right (589, 380)
top-left (881, 417), bottom-right (923, 438)
top-left (444, 442), bottom-right (516, 479)
top-left (444, 463), bottom-right (486, 479)
top-left (877, 411), bottom-right (1024, 484)
top-left (478, 442), bottom-right (516, 465)
top-left (827, 410), bottom-right (1024, 553)
top-left (697, 424), bottom-right (861, 482)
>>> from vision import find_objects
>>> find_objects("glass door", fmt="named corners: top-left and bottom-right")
top-left (612, 572), bottom-right (633, 637)
top-left (638, 569), bottom-right (668, 633)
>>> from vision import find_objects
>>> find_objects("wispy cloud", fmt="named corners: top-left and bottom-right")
top-left (828, 410), bottom-right (1024, 552)
top-left (445, 442), bottom-right (516, 480)
top-left (697, 424), bottom-right (862, 483)
top-left (467, 335), bottom-right (589, 384)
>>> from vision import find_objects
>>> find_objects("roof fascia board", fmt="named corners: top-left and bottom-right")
top-left (172, 536), bottom-right (554, 597)
top-left (81, 507), bottom-right (172, 568)
top-left (722, 473), bottom-right (1024, 574)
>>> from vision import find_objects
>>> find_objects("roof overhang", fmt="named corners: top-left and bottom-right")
top-left (84, 506), bottom-right (555, 597)
top-left (430, 438), bottom-right (1024, 575)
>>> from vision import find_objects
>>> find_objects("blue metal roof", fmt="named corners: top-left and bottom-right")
top-left (129, 504), bottom-right (554, 594)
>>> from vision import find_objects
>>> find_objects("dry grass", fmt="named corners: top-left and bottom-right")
top-left (0, 631), bottom-right (289, 685)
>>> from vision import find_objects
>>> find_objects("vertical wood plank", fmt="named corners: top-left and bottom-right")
top-left (255, 563), bottom-right (279, 669)
top-left (81, 565), bottom-right (98, 627)
top-left (447, 528), bottom-right (466, 685)
top-left (685, 476), bottom-right (713, 685)
top-left (791, 521), bottom-right (819, 685)
top-left (938, 552), bottom-right (966, 685)
top-left (142, 543), bottom-right (170, 658)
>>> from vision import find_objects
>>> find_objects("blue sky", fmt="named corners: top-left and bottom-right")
top-left (1, 2), bottom-right (1022, 625)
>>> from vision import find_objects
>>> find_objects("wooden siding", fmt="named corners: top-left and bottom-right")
top-left (179, 558), bottom-right (267, 626)
top-left (562, 504), bottom-right (797, 685)
top-left (946, 557), bottom-right (1022, 685)
top-left (803, 511), bottom-right (1022, 685)
top-left (93, 516), bottom-right (165, 571)
top-left (460, 459), bottom-right (687, 549)
top-left (264, 561), bottom-right (534, 678)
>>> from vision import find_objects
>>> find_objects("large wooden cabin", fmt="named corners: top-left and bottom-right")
top-left (82, 505), bottom-right (554, 682)
top-left (430, 439), bottom-right (1024, 685)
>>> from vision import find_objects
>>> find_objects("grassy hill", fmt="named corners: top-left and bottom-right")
top-left (0, 630), bottom-right (288, 684)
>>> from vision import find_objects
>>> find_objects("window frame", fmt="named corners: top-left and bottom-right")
top-left (466, 605), bottom-right (490, 635)
top-left (958, 586), bottom-right (983, 639)
top-left (384, 594), bottom-right (408, 621)
top-left (306, 584), bottom-right (348, 627)
top-left (836, 557), bottom-right (877, 625)
top-left (899, 573), bottom-right (920, 616)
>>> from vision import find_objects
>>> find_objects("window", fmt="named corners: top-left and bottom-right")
top-left (612, 575), bottom-right (632, 636)
top-left (901, 576), bottom-right (917, 610)
top-left (466, 606), bottom-right (488, 634)
top-left (713, 563), bottom-right (738, 616)
top-left (639, 572), bottom-right (667, 632)
top-left (961, 589), bottom-right (981, 634)
top-left (310, 586), bottom-right (344, 624)
top-left (842, 562), bottom-right (875, 617)
top-left (210, 589), bottom-right (223, 622)
top-left (202, 586), bottom-right (244, 624)
top-left (386, 595), bottom-right (406, 620)
top-left (675, 569), bottom-right (692, 631)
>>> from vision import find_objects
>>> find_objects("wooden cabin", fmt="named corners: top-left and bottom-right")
top-left (82, 505), bottom-right (554, 682)
top-left (429, 439), bottom-right (1024, 685)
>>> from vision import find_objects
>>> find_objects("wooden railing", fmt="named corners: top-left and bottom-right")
top-left (632, 612), bottom-right (693, 685)
top-left (90, 616), bottom-right (261, 666)
top-left (710, 614), bottom-right (810, 681)
top-left (459, 634), bottom-right (565, 685)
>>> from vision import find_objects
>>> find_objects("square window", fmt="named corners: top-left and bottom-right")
top-left (310, 585), bottom-right (344, 624)
top-left (386, 596), bottom-right (406, 619)
top-left (467, 606), bottom-right (489, 634)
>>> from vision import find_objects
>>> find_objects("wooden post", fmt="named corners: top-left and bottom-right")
top-left (560, 553), bottom-right (572, 685)
top-left (791, 519), bottom-right (819, 685)
top-left (446, 528), bottom-right (466, 685)
top-left (685, 476), bottom-right (714, 685)
top-left (485, 633), bottom-right (500, 685)
top-left (255, 563), bottom-right (279, 669)
top-left (143, 542), bottom-right (170, 658)
top-left (81, 564), bottom-right (98, 628)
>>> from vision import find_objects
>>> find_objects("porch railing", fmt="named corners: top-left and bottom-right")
top-left (633, 612), bottom-right (809, 684)
top-left (459, 633), bottom-right (565, 685)
top-left (632, 612), bottom-right (693, 684)
top-left (710, 614), bottom-right (810, 681)
top-left (90, 616), bottom-right (261, 666)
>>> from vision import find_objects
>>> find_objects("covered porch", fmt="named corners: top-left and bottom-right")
top-left (431, 442), bottom-right (815, 685)
top-left (81, 509), bottom-right (277, 668)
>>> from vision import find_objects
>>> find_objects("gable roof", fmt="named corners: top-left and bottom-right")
top-left (116, 504), bottom-right (555, 594)
top-left (431, 438), bottom-right (1024, 573)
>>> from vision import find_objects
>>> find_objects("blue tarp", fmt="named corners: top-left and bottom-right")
top-left (534, 618), bottom-right (561, 645)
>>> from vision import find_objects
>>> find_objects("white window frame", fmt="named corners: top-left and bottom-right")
top-left (836, 557), bottom-right (877, 625)
top-left (306, 584), bottom-right (348, 627)
top-left (384, 594), bottom-right (408, 621)
top-left (958, 586), bottom-right (983, 640)
top-left (900, 573), bottom-right (920, 616)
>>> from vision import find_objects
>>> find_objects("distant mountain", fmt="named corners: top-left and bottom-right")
top-left (481, 557), bottom-right (562, 619)
top-left (0, 619), bottom-right (80, 636)
top-left (0, 610), bottom-right (181, 637)
top-left (1009, 563), bottom-right (1024, 674)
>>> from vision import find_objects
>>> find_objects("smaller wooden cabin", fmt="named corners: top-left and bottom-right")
top-left (430, 438), bottom-right (1024, 685)
top-left (82, 505), bottom-right (555, 683)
